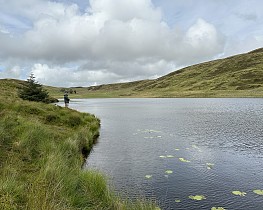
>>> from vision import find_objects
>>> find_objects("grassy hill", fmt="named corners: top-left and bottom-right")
top-left (48, 48), bottom-right (263, 98)
top-left (0, 79), bottom-right (157, 209)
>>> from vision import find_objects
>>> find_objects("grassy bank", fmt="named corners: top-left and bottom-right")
top-left (0, 79), bottom-right (158, 210)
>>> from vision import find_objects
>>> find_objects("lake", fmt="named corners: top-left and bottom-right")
top-left (59, 98), bottom-right (263, 210)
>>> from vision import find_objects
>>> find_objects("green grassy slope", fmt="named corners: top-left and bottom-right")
top-left (0, 79), bottom-right (157, 210)
top-left (47, 48), bottom-right (263, 98)
top-left (139, 47), bottom-right (263, 97)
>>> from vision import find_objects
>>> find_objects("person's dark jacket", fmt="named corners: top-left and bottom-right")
top-left (64, 94), bottom-right (70, 103)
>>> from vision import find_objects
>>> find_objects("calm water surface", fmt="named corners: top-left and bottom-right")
top-left (61, 98), bottom-right (263, 210)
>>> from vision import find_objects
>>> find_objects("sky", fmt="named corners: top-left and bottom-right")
top-left (0, 0), bottom-right (263, 87)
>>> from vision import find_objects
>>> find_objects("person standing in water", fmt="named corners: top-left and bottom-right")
top-left (64, 92), bottom-right (70, 107)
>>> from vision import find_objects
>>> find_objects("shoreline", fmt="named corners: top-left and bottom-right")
top-left (0, 79), bottom-right (158, 210)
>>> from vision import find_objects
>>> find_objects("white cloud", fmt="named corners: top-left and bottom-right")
top-left (0, 1), bottom-right (225, 62)
top-left (183, 18), bottom-right (225, 61)
top-left (186, 19), bottom-right (220, 49)
top-left (32, 58), bottom-right (175, 87)
top-left (0, 66), bottom-right (21, 79)
top-left (1, 0), bottom-right (262, 87)
top-left (89, 0), bottom-right (161, 22)
top-left (0, 25), bottom-right (9, 34)
top-left (32, 63), bottom-right (121, 87)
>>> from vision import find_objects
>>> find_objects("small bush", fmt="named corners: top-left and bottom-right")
top-left (45, 114), bottom-right (59, 123)
top-left (25, 107), bottom-right (43, 115)
top-left (67, 115), bottom-right (82, 127)
top-left (18, 74), bottom-right (57, 103)
top-left (0, 193), bottom-right (18, 210)
top-left (0, 102), bottom-right (5, 111)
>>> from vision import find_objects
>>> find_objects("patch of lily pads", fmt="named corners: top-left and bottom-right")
top-left (179, 158), bottom-right (191, 163)
top-left (166, 155), bottom-right (174, 158)
top-left (144, 136), bottom-right (154, 139)
top-left (206, 163), bottom-right (215, 169)
top-left (159, 155), bottom-right (175, 158)
top-left (145, 140), bottom-right (262, 208)
top-left (139, 129), bottom-right (161, 133)
top-left (165, 170), bottom-right (173, 174)
top-left (192, 145), bottom-right (202, 152)
top-left (188, 195), bottom-right (206, 201)
top-left (175, 199), bottom-right (181, 203)
top-left (253, 189), bottom-right (263, 195)
top-left (232, 190), bottom-right (247, 196)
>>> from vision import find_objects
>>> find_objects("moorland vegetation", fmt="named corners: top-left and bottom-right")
top-left (0, 79), bottom-right (157, 210)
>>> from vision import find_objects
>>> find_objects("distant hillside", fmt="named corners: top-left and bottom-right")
top-left (77, 48), bottom-right (263, 98)
top-left (16, 47), bottom-right (262, 98)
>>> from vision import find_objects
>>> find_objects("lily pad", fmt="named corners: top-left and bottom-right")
top-left (206, 163), bottom-right (215, 169)
top-left (143, 129), bottom-right (161, 133)
top-left (191, 145), bottom-right (202, 151)
top-left (175, 199), bottom-right (181, 203)
top-left (211, 207), bottom-right (226, 210)
top-left (151, 129), bottom-right (161, 133)
top-left (189, 195), bottom-right (206, 201)
top-left (232, 191), bottom-right (246, 196)
top-left (145, 175), bottom-right (152, 179)
top-left (179, 158), bottom-right (191, 163)
top-left (144, 136), bottom-right (154, 139)
top-left (253, 189), bottom-right (263, 195)
top-left (166, 155), bottom-right (174, 158)
top-left (165, 170), bottom-right (173, 174)
top-left (206, 163), bottom-right (214, 166)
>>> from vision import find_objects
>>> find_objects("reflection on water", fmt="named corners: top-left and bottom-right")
top-left (61, 98), bottom-right (263, 210)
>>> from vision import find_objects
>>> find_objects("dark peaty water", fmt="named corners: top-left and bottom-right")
top-left (61, 98), bottom-right (263, 210)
